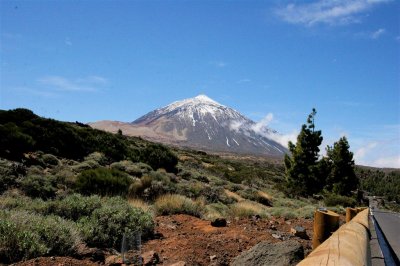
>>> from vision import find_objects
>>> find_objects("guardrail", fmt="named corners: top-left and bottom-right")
top-left (298, 208), bottom-right (370, 266)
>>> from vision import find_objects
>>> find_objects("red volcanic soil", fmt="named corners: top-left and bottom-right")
top-left (12, 214), bottom-right (313, 266)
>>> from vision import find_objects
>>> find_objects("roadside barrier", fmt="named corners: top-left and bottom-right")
top-left (346, 207), bottom-right (368, 223)
top-left (312, 208), bottom-right (340, 250)
top-left (298, 208), bottom-right (370, 266)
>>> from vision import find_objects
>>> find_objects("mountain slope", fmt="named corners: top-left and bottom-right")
top-left (90, 95), bottom-right (288, 157)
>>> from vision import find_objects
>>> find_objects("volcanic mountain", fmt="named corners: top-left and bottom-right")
top-left (90, 95), bottom-right (288, 157)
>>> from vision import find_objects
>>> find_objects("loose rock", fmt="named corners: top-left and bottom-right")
top-left (231, 240), bottom-right (304, 266)
top-left (290, 226), bottom-right (309, 240)
top-left (211, 218), bottom-right (227, 227)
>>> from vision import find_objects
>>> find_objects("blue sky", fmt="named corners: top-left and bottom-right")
top-left (1, 0), bottom-right (399, 168)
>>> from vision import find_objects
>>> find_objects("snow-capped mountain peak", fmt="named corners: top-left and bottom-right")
top-left (129, 95), bottom-right (288, 157)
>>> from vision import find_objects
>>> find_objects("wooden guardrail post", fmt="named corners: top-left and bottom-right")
top-left (346, 207), bottom-right (358, 223)
top-left (312, 208), bottom-right (340, 250)
top-left (346, 207), bottom-right (368, 223)
top-left (299, 208), bottom-right (370, 266)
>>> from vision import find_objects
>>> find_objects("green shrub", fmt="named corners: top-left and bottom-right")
top-left (77, 197), bottom-right (154, 248)
top-left (75, 167), bottom-right (132, 196)
top-left (154, 194), bottom-right (203, 217)
top-left (26, 165), bottom-right (44, 175)
top-left (47, 194), bottom-right (102, 221)
top-left (140, 144), bottom-right (178, 173)
top-left (84, 152), bottom-right (108, 166)
top-left (111, 160), bottom-right (147, 176)
top-left (20, 175), bottom-right (57, 199)
top-left (41, 154), bottom-right (60, 166)
top-left (0, 159), bottom-right (24, 193)
top-left (0, 210), bottom-right (81, 263)
top-left (202, 186), bottom-right (225, 204)
top-left (0, 195), bottom-right (48, 213)
top-left (0, 174), bottom-right (16, 194)
top-left (71, 160), bottom-right (100, 172)
top-left (324, 193), bottom-right (357, 207)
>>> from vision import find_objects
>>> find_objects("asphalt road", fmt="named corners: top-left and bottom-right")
top-left (373, 209), bottom-right (400, 263)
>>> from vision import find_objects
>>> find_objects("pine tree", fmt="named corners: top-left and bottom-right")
top-left (284, 108), bottom-right (324, 196)
top-left (325, 136), bottom-right (358, 196)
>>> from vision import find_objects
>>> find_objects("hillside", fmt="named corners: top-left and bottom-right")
top-left (1, 108), bottom-right (399, 265)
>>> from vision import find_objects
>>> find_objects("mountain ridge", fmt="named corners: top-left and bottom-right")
top-left (90, 95), bottom-right (288, 157)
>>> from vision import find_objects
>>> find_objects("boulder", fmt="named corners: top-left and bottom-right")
top-left (231, 240), bottom-right (304, 266)
top-left (211, 218), bottom-right (227, 227)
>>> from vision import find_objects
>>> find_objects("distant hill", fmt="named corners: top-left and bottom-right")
top-left (90, 95), bottom-right (288, 157)
top-left (0, 108), bottom-right (178, 172)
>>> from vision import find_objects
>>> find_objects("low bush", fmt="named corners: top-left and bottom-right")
top-left (20, 174), bottom-right (57, 199)
top-left (47, 193), bottom-right (102, 221)
top-left (41, 154), bottom-right (60, 166)
top-left (154, 194), bottom-right (203, 217)
top-left (324, 193), bottom-right (357, 207)
top-left (75, 167), bottom-right (132, 196)
top-left (110, 160), bottom-right (149, 177)
top-left (77, 197), bottom-right (154, 248)
top-left (140, 144), bottom-right (178, 173)
top-left (84, 152), bottom-right (108, 166)
top-left (0, 210), bottom-right (82, 263)
top-left (268, 207), bottom-right (297, 219)
top-left (0, 195), bottom-right (48, 213)
top-left (0, 174), bottom-right (16, 194)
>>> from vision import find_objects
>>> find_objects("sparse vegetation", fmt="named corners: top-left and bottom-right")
top-left (1, 107), bottom-right (398, 264)
top-left (229, 201), bottom-right (270, 218)
top-left (154, 194), bottom-right (203, 217)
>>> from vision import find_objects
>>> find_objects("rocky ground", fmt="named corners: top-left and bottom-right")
top-left (11, 214), bottom-right (313, 266)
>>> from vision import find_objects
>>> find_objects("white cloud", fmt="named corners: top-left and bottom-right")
top-left (229, 120), bottom-right (244, 132)
top-left (354, 141), bottom-right (378, 162)
top-left (230, 113), bottom-right (298, 148)
top-left (252, 113), bottom-right (298, 147)
top-left (251, 113), bottom-right (274, 133)
top-left (275, 0), bottom-right (391, 26)
top-left (370, 28), bottom-right (386, 39)
top-left (266, 130), bottom-right (298, 148)
top-left (373, 156), bottom-right (400, 168)
top-left (38, 75), bottom-right (108, 92)
top-left (353, 137), bottom-right (400, 168)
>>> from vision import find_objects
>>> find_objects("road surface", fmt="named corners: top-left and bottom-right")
top-left (372, 209), bottom-right (400, 264)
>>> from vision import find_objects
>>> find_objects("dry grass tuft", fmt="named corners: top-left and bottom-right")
top-left (258, 191), bottom-right (273, 201)
top-left (224, 189), bottom-right (245, 202)
top-left (229, 200), bottom-right (270, 218)
top-left (154, 194), bottom-right (203, 217)
top-left (128, 198), bottom-right (154, 216)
